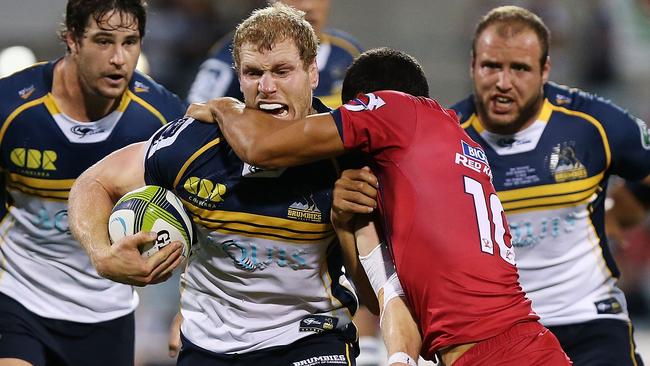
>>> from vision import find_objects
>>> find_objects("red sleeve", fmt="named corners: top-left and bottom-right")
top-left (331, 90), bottom-right (418, 156)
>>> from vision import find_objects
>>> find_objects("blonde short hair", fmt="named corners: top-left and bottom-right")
top-left (232, 3), bottom-right (318, 72)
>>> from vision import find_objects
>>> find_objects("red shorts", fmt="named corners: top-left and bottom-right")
top-left (453, 321), bottom-right (571, 366)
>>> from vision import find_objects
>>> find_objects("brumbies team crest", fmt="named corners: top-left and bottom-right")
top-left (287, 193), bottom-right (322, 223)
top-left (548, 142), bottom-right (587, 182)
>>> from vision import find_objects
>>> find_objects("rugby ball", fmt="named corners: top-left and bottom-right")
top-left (108, 185), bottom-right (193, 257)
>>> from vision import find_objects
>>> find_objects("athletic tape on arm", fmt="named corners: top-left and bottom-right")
top-left (388, 352), bottom-right (418, 366)
top-left (359, 243), bottom-right (405, 308)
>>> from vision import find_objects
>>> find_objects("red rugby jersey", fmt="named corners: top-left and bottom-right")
top-left (331, 90), bottom-right (538, 358)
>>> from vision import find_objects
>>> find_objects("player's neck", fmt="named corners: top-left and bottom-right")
top-left (52, 57), bottom-right (121, 122)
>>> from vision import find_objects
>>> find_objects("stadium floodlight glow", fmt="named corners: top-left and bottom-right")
top-left (0, 45), bottom-right (36, 78)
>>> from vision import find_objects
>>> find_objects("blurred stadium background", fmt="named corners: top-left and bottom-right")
top-left (1, 0), bottom-right (649, 364)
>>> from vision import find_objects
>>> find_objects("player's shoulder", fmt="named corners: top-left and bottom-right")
top-left (544, 81), bottom-right (632, 125)
top-left (343, 91), bottom-right (454, 122)
top-left (344, 90), bottom-right (424, 108)
top-left (129, 71), bottom-right (183, 106)
top-left (0, 61), bottom-right (52, 118)
top-left (148, 117), bottom-right (221, 157)
top-left (449, 95), bottom-right (476, 124)
top-left (322, 28), bottom-right (363, 57)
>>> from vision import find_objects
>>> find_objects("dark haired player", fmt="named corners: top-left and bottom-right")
top-left (0, 1), bottom-right (183, 365)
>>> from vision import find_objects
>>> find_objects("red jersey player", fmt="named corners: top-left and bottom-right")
top-left (188, 48), bottom-right (570, 365)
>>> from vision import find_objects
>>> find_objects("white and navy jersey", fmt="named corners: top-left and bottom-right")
top-left (452, 82), bottom-right (650, 327)
top-left (143, 99), bottom-right (358, 354)
top-left (0, 60), bottom-right (184, 323)
top-left (187, 28), bottom-right (363, 108)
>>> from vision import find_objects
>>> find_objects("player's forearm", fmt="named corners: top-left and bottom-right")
top-left (69, 168), bottom-right (115, 270)
top-left (333, 215), bottom-right (380, 315)
top-left (609, 177), bottom-right (650, 228)
top-left (210, 98), bottom-right (345, 168)
top-left (381, 297), bottom-right (421, 366)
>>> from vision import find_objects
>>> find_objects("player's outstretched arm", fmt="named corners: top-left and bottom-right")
top-left (332, 168), bottom-right (380, 314)
top-left (354, 220), bottom-right (421, 366)
top-left (608, 175), bottom-right (650, 229)
top-left (168, 311), bottom-right (183, 358)
top-left (186, 98), bottom-right (345, 169)
top-left (68, 142), bottom-right (183, 286)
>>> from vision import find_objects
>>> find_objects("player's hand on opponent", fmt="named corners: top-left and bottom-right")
top-left (168, 311), bottom-right (183, 358)
top-left (185, 97), bottom-right (244, 123)
top-left (95, 231), bottom-right (183, 287)
top-left (331, 167), bottom-right (379, 227)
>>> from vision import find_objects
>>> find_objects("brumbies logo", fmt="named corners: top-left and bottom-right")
top-left (549, 142), bottom-right (587, 182)
top-left (343, 93), bottom-right (385, 112)
top-left (288, 193), bottom-right (322, 222)
top-left (455, 141), bottom-right (492, 179)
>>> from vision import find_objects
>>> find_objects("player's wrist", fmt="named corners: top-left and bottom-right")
top-left (91, 243), bottom-right (116, 277)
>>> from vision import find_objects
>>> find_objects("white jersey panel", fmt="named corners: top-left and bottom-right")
top-left (180, 228), bottom-right (356, 354)
top-left (508, 203), bottom-right (628, 326)
top-left (0, 190), bottom-right (138, 322)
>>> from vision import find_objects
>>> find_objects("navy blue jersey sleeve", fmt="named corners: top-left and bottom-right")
top-left (449, 96), bottom-right (476, 124)
top-left (143, 117), bottom-right (221, 189)
top-left (560, 86), bottom-right (650, 180)
top-left (130, 71), bottom-right (185, 123)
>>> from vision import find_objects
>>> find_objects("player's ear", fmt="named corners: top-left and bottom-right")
top-left (469, 50), bottom-right (475, 79)
top-left (65, 31), bottom-right (79, 55)
top-left (541, 56), bottom-right (551, 83)
top-left (309, 59), bottom-right (319, 90)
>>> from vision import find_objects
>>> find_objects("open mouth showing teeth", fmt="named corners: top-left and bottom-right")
top-left (259, 103), bottom-right (289, 117)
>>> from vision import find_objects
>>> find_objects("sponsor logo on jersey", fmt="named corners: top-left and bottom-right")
top-left (509, 210), bottom-right (578, 248)
top-left (496, 136), bottom-right (533, 149)
top-left (342, 93), bottom-right (385, 112)
top-left (554, 94), bottom-right (572, 106)
top-left (10, 148), bottom-right (57, 172)
top-left (594, 297), bottom-right (623, 315)
top-left (183, 177), bottom-right (227, 208)
top-left (288, 194), bottom-right (322, 222)
top-left (18, 85), bottom-right (35, 100)
top-left (220, 239), bottom-right (309, 271)
top-left (548, 143), bottom-right (587, 182)
top-left (299, 315), bottom-right (338, 333)
top-left (454, 141), bottom-right (492, 179)
top-left (292, 354), bottom-right (347, 366)
top-left (134, 81), bottom-right (150, 93)
top-left (70, 125), bottom-right (106, 137)
top-left (635, 117), bottom-right (650, 150)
